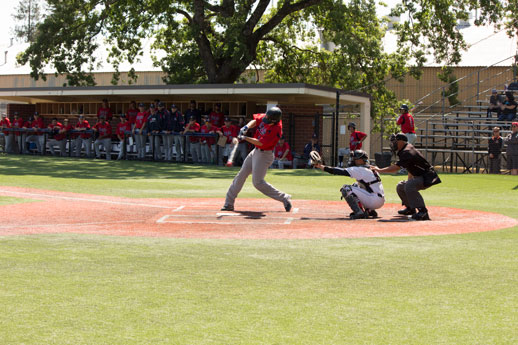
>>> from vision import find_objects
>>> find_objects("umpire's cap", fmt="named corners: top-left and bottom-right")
top-left (351, 149), bottom-right (368, 161)
top-left (263, 106), bottom-right (282, 124)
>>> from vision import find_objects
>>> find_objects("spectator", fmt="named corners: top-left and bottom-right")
top-left (146, 104), bottom-right (162, 161)
top-left (304, 133), bottom-right (321, 168)
top-left (498, 92), bottom-right (517, 123)
top-left (488, 127), bottom-right (503, 174)
top-left (93, 115), bottom-right (112, 160)
top-left (396, 104), bottom-right (417, 145)
top-left (217, 117), bottom-right (239, 166)
top-left (116, 115), bottom-right (132, 160)
top-left (338, 123), bottom-right (367, 167)
top-left (170, 104), bottom-right (185, 162)
top-left (183, 115), bottom-right (201, 163)
top-left (209, 103), bottom-right (225, 128)
top-left (26, 112), bottom-right (45, 154)
top-left (504, 122), bottom-right (518, 175)
top-left (272, 135), bottom-right (293, 169)
top-left (235, 117), bottom-right (249, 165)
top-left (133, 103), bottom-right (149, 159)
top-left (487, 89), bottom-right (502, 119)
top-left (74, 114), bottom-right (92, 158)
top-left (97, 99), bottom-right (113, 122)
top-left (47, 118), bottom-right (66, 156)
top-left (200, 116), bottom-right (218, 164)
top-left (0, 113), bottom-right (13, 153)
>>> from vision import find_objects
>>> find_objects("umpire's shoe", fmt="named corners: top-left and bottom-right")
top-left (283, 195), bottom-right (292, 212)
top-left (398, 206), bottom-right (416, 216)
top-left (411, 208), bottom-right (431, 221)
top-left (221, 205), bottom-right (234, 211)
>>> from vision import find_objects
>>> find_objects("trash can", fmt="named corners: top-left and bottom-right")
top-left (374, 152), bottom-right (392, 168)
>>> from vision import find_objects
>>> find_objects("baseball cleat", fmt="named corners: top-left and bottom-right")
top-left (367, 209), bottom-right (378, 218)
top-left (220, 205), bottom-right (234, 211)
top-left (225, 161), bottom-right (233, 167)
top-left (349, 212), bottom-right (367, 220)
top-left (283, 195), bottom-right (292, 212)
top-left (398, 207), bottom-right (416, 216)
top-left (411, 210), bottom-right (430, 221)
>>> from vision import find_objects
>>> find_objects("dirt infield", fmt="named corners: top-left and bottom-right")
top-left (0, 186), bottom-right (516, 239)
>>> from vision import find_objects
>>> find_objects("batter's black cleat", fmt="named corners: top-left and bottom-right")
top-left (284, 196), bottom-right (292, 212)
top-left (220, 205), bottom-right (234, 211)
top-left (367, 209), bottom-right (378, 218)
top-left (411, 209), bottom-right (430, 221)
top-left (398, 207), bottom-right (416, 216)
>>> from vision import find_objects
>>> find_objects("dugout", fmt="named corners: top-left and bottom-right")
top-left (0, 83), bottom-right (371, 164)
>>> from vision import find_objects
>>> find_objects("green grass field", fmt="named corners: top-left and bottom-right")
top-left (1, 155), bottom-right (517, 344)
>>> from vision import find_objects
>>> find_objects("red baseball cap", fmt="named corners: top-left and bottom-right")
top-left (512, 122), bottom-right (518, 127)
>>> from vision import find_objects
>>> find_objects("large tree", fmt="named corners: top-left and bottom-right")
top-left (16, 0), bottom-right (518, 126)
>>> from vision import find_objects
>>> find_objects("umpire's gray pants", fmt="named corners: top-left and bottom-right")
top-left (225, 148), bottom-right (290, 207)
top-left (396, 176), bottom-right (426, 209)
top-left (94, 138), bottom-right (112, 160)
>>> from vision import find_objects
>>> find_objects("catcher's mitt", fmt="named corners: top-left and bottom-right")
top-left (309, 151), bottom-right (322, 166)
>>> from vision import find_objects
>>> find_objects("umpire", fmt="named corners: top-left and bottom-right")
top-left (372, 133), bottom-right (441, 221)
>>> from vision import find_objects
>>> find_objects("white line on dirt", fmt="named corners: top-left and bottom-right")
top-left (0, 220), bottom-right (139, 229)
top-left (0, 189), bottom-right (174, 209)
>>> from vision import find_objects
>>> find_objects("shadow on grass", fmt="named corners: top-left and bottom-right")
top-left (0, 154), bottom-right (241, 180)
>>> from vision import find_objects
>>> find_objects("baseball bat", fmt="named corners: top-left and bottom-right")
top-left (226, 137), bottom-right (239, 166)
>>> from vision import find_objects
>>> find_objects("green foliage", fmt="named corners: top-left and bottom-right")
top-left (11, 0), bottom-right (45, 43)
top-left (438, 66), bottom-right (461, 107)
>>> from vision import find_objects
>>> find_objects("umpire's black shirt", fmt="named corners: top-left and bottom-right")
top-left (395, 143), bottom-right (432, 176)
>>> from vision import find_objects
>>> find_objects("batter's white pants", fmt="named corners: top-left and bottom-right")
top-left (224, 148), bottom-right (290, 207)
top-left (344, 184), bottom-right (385, 210)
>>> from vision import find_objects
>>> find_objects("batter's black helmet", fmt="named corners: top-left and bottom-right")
top-left (400, 104), bottom-right (409, 112)
top-left (350, 150), bottom-right (368, 161)
top-left (263, 107), bottom-right (282, 124)
top-left (347, 122), bottom-right (356, 129)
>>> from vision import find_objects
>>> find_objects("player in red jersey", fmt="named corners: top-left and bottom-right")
top-left (221, 107), bottom-right (292, 212)
top-left (26, 112), bottom-right (45, 154)
top-left (11, 112), bottom-right (25, 153)
top-left (200, 116), bottom-right (218, 163)
top-left (93, 115), bottom-right (113, 160)
top-left (74, 114), bottom-right (92, 157)
top-left (338, 122), bottom-right (367, 167)
top-left (47, 118), bottom-right (66, 156)
top-left (272, 135), bottom-right (293, 169)
top-left (97, 99), bottom-right (113, 122)
top-left (217, 117), bottom-right (239, 165)
top-left (133, 103), bottom-right (149, 159)
top-left (209, 103), bottom-right (225, 128)
top-left (183, 115), bottom-right (201, 163)
top-left (396, 104), bottom-right (417, 145)
top-left (116, 115), bottom-right (132, 160)
top-left (0, 113), bottom-right (13, 153)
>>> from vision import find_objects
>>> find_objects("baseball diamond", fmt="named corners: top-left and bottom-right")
top-left (0, 187), bottom-right (516, 239)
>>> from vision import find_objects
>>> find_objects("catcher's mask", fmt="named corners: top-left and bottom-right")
top-left (263, 107), bottom-right (282, 124)
top-left (389, 133), bottom-right (408, 154)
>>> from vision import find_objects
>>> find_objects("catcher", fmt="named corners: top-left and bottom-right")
top-left (312, 150), bottom-right (385, 219)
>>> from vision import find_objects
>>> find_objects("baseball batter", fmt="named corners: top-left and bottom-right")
top-left (315, 150), bottom-right (384, 219)
top-left (221, 107), bottom-right (292, 212)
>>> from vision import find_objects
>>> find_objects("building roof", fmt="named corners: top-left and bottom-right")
top-left (0, 83), bottom-right (370, 106)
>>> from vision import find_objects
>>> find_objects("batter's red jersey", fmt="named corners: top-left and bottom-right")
top-left (349, 130), bottom-right (367, 150)
top-left (220, 124), bottom-right (239, 144)
top-left (134, 111), bottom-right (149, 129)
top-left (396, 112), bottom-right (415, 134)
top-left (200, 124), bottom-right (218, 146)
top-left (209, 111), bottom-right (225, 128)
top-left (274, 141), bottom-right (292, 161)
top-left (253, 113), bottom-right (282, 151)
